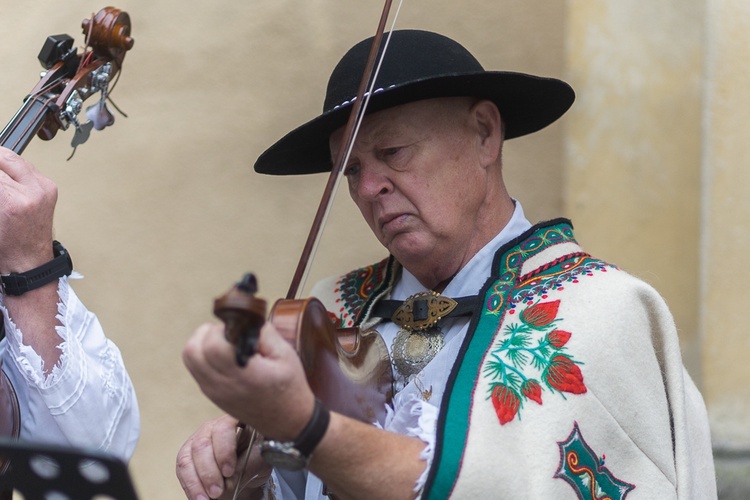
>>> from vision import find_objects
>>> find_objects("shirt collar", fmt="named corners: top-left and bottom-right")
top-left (394, 201), bottom-right (531, 299)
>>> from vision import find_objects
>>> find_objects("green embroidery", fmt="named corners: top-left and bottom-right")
top-left (425, 220), bottom-right (619, 498)
top-left (486, 224), bottom-right (576, 314)
top-left (556, 422), bottom-right (636, 499)
top-left (333, 258), bottom-right (390, 326)
top-left (426, 221), bottom-right (579, 498)
top-left (484, 299), bottom-right (586, 425)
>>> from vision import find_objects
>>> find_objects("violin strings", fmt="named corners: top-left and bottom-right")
top-left (295, 0), bottom-right (404, 297)
top-left (232, 429), bottom-right (256, 500)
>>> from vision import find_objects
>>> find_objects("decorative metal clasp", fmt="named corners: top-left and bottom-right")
top-left (391, 291), bottom-right (458, 332)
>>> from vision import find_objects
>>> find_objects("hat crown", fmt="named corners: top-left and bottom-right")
top-left (255, 30), bottom-right (574, 175)
top-left (324, 30), bottom-right (484, 113)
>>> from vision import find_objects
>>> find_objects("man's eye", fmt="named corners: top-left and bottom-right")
top-left (344, 163), bottom-right (360, 176)
top-left (382, 147), bottom-right (401, 157)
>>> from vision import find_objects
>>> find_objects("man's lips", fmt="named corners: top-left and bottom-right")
top-left (378, 213), bottom-right (410, 233)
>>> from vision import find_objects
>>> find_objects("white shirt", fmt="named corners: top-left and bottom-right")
top-left (273, 203), bottom-right (531, 498)
top-left (0, 276), bottom-right (140, 462)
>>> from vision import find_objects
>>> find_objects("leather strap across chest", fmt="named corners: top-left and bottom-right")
top-left (371, 293), bottom-right (481, 331)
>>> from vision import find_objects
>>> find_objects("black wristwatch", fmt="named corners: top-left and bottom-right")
top-left (261, 399), bottom-right (331, 471)
top-left (0, 241), bottom-right (73, 296)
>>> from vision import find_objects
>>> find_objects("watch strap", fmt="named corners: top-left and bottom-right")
top-left (294, 398), bottom-right (330, 457)
top-left (1, 241), bottom-right (73, 296)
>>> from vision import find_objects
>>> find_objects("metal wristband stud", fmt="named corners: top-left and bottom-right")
top-left (0, 241), bottom-right (73, 296)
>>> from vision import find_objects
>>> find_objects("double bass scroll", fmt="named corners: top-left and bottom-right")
top-left (0, 7), bottom-right (134, 156)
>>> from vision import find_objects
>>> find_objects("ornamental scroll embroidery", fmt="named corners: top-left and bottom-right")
top-left (555, 422), bottom-right (636, 499)
top-left (483, 299), bottom-right (587, 425)
top-left (333, 258), bottom-right (390, 327)
top-left (485, 224), bottom-right (577, 315)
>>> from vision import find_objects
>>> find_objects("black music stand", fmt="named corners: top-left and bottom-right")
top-left (0, 438), bottom-right (138, 499)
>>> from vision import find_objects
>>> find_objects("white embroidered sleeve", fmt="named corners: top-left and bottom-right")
top-left (0, 276), bottom-right (139, 461)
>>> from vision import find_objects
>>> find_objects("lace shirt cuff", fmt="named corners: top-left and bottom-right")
top-left (382, 393), bottom-right (438, 495)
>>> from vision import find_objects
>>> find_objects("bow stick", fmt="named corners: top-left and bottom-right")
top-left (285, 0), bottom-right (404, 300)
top-left (230, 2), bottom-right (404, 497)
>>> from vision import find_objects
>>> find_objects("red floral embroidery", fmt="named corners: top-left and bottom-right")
top-left (491, 384), bottom-right (520, 425)
top-left (484, 299), bottom-right (587, 425)
top-left (520, 300), bottom-right (560, 327)
top-left (547, 329), bottom-right (571, 348)
top-left (522, 380), bottom-right (543, 405)
top-left (545, 355), bottom-right (587, 394)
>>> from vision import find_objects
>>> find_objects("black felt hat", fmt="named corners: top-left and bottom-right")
top-left (254, 29), bottom-right (575, 176)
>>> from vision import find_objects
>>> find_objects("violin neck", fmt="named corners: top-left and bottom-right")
top-left (0, 95), bottom-right (54, 154)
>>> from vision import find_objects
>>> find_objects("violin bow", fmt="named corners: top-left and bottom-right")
top-left (231, 1), bottom-right (404, 496)
top-left (285, 0), bottom-right (404, 301)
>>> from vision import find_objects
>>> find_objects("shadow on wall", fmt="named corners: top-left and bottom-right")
top-left (715, 450), bottom-right (750, 499)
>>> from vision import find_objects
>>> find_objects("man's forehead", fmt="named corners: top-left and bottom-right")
top-left (328, 98), bottom-right (471, 151)
top-left (329, 105), bottom-right (413, 152)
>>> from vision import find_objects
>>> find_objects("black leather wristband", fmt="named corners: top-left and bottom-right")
top-left (294, 398), bottom-right (331, 458)
top-left (260, 399), bottom-right (331, 470)
top-left (0, 241), bottom-right (73, 296)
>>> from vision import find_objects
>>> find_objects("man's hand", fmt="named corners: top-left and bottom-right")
top-left (0, 147), bottom-right (57, 273)
top-left (182, 320), bottom-right (316, 442)
top-left (176, 414), bottom-right (271, 500)
top-left (181, 320), bottom-right (428, 500)
top-left (0, 147), bottom-right (63, 373)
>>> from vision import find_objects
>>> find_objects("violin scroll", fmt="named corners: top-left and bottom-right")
top-left (214, 274), bottom-right (267, 367)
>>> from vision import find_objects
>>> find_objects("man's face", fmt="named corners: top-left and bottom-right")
top-left (329, 98), bottom-right (493, 280)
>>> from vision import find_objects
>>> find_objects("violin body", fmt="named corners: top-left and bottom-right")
top-left (270, 298), bottom-right (393, 424)
top-left (215, 281), bottom-right (394, 426)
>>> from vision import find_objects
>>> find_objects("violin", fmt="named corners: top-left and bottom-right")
top-left (214, 274), bottom-right (393, 425)
top-left (0, 5), bottom-right (134, 482)
top-left (211, 1), bottom-right (399, 495)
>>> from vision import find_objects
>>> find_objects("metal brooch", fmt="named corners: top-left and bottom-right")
top-left (390, 291), bottom-right (458, 331)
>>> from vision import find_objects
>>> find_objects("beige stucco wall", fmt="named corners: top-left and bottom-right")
top-left (3, 0), bottom-right (748, 497)
top-left (566, 0), bottom-right (750, 494)
top-left (700, 0), bottom-right (750, 451)
top-left (566, 0), bottom-right (705, 376)
top-left (1, 1), bottom-right (567, 497)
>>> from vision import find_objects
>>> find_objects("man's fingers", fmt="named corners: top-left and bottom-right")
top-left (183, 323), bottom-right (234, 376)
top-left (212, 416), bottom-right (242, 479)
top-left (175, 416), bottom-right (239, 500)
top-left (176, 438), bottom-right (209, 499)
top-left (0, 146), bottom-right (42, 183)
top-left (256, 320), bottom-right (296, 361)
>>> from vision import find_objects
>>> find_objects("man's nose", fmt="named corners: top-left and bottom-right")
top-left (356, 162), bottom-right (392, 200)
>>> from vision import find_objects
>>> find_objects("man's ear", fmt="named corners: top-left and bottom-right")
top-left (471, 100), bottom-right (504, 167)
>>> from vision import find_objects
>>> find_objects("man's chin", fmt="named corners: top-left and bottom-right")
top-left (388, 238), bottom-right (433, 265)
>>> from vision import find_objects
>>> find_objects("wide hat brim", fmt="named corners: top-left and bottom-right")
top-left (254, 30), bottom-right (575, 176)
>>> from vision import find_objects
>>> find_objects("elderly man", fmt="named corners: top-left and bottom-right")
top-left (177, 30), bottom-right (716, 499)
top-left (0, 146), bottom-right (139, 462)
